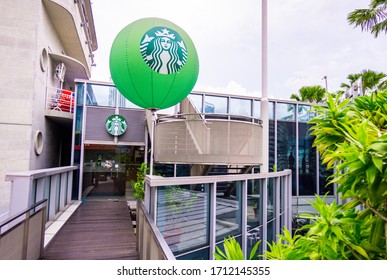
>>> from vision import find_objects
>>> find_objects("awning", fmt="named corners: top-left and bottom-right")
top-left (49, 52), bottom-right (90, 82)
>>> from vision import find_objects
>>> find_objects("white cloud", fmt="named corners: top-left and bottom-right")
top-left (91, 0), bottom-right (387, 101)
top-left (195, 80), bottom-right (261, 98)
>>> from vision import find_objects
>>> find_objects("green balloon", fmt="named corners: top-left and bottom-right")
top-left (109, 18), bottom-right (199, 109)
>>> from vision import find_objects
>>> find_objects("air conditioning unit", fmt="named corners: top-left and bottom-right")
top-left (54, 62), bottom-right (66, 82)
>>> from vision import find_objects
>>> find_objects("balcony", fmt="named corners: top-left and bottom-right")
top-left (42, 0), bottom-right (97, 72)
top-left (45, 87), bottom-right (75, 124)
top-left (154, 113), bottom-right (262, 166)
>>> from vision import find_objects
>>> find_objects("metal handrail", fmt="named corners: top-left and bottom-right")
top-left (0, 199), bottom-right (47, 260)
top-left (157, 113), bottom-right (263, 125)
top-left (137, 200), bottom-right (175, 260)
top-left (0, 199), bottom-right (47, 234)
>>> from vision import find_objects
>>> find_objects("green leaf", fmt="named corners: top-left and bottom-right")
top-left (371, 155), bottom-right (383, 173)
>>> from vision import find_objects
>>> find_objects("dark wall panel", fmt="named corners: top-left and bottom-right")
top-left (85, 107), bottom-right (145, 143)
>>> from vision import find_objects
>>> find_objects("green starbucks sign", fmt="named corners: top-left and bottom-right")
top-left (109, 17), bottom-right (199, 110)
top-left (105, 115), bottom-right (127, 136)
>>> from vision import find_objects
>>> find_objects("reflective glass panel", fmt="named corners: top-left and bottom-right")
top-left (76, 82), bottom-right (84, 105)
top-left (247, 179), bottom-right (263, 229)
top-left (276, 120), bottom-right (297, 195)
top-left (157, 184), bottom-right (210, 256)
top-left (216, 181), bottom-right (242, 241)
top-left (298, 105), bottom-right (314, 122)
top-left (267, 178), bottom-right (276, 221)
top-left (319, 161), bottom-right (334, 195)
top-left (253, 100), bottom-right (261, 119)
top-left (205, 95), bottom-right (228, 114)
top-left (117, 92), bottom-right (141, 109)
top-left (85, 84), bottom-right (116, 107)
top-left (276, 103), bottom-right (296, 121)
top-left (189, 93), bottom-right (203, 113)
top-left (267, 220), bottom-right (275, 244)
top-left (299, 122), bottom-right (317, 195)
top-left (229, 98), bottom-right (252, 117)
top-left (269, 102), bottom-right (274, 120)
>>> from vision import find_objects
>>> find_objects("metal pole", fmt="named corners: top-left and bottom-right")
top-left (261, 0), bottom-right (269, 173)
top-left (150, 109), bottom-right (156, 176)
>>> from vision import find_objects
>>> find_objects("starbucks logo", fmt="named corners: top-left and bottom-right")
top-left (105, 115), bottom-right (127, 136)
top-left (140, 27), bottom-right (187, 74)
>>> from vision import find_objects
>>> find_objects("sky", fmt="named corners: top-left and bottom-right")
top-left (90, 0), bottom-right (387, 100)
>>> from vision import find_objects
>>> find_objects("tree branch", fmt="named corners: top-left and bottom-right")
top-left (355, 196), bottom-right (387, 222)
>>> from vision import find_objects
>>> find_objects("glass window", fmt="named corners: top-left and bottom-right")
top-left (299, 123), bottom-right (317, 195)
top-left (76, 82), bottom-right (84, 105)
top-left (189, 93), bottom-right (203, 113)
top-left (247, 179), bottom-right (262, 229)
top-left (319, 161), bottom-right (334, 195)
top-left (85, 84), bottom-right (116, 107)
top-left (157, 184), bottom-right (210, 256)
top-left (276, 120), bottom-right (297, 195)
top-left (216, 181), bottom-right (242, 242)
top-left (117, 92), bottom-right (141, 109)
top-left (253, 100), bottom-right (261, 119)
top-left (276, 103), bottom-right (296, 121)
top-left (267, 178), bottom-right (276, 221)
top-left (204, 95), bottom-right (228, 114)
top-left (298, 105), bottom-right (314, 122)
top-left (269, 102), bottom-right (274, 120)
top-left (229, 98), bottom-right (252, 117)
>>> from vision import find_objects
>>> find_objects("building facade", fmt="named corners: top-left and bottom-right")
top-left (0, 0), bottom-right (97, 216)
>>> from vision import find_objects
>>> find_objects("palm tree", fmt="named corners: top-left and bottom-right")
top-left (347, 0), bottom-right (387, 38)
top-left (290, 85), bottom-right (326, 103)
top-left (340, 70), bottom-right (387, 94)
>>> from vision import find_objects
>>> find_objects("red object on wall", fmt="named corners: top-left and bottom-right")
top-left (54, 89), bottom-right (74, 112)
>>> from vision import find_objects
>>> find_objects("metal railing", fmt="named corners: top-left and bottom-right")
top-left (154, 113), bottom-right (263, 165)
top-left (141, 170), bottom-right (292, 260)
top-left (0, 199), bottom-right (47, 260)
top-left (137, 200), bottom-right (175, 260)
top-left (46, 87), bottom-right (75, 113)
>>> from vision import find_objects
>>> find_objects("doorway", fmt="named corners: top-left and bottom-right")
top-left (82, 144), bottom-right (144, 201)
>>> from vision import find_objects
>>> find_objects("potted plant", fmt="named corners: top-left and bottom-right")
top-left (163, 185), bottom-right (197, 246)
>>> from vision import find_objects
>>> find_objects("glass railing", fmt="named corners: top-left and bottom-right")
top-left (142, 169), bottom-right (292, 260)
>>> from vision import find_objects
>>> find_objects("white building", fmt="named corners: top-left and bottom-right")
top-left (0, 0), bottom-right (97, 216)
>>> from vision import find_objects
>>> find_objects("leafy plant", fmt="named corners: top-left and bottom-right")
top-left (131, 162), bottom-right (149, 200)
top-left (308, 90), bottom-right (387, 259)
top-left (214, 236), bottom-right (260, 260)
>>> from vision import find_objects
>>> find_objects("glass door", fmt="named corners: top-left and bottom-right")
top-left (82, 144), bottom-right (144, 200)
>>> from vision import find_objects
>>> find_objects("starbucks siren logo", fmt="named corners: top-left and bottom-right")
top-left (140, 27), bottom-right (187, 74)
top-left (105, 115), bottom-right (127, 136)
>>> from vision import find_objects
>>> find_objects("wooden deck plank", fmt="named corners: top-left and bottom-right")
top-left (43, 201), bottom-right (138, 260)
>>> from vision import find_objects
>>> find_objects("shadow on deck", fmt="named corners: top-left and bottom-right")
top-left (43, 200), bottom-right (138, 260)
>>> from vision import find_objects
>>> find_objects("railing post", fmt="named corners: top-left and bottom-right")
top-left (39, 201), bottom-right (47, 259)
top-left (22, 211), bottom-right (30, 260)
top-left (275, 176), bottom-right (280, 240)
top-left (209, 182), bottom-right (217, 260)
top-left (262, 178), bottom-right (268, 255)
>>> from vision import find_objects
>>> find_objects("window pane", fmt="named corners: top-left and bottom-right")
top-left (216, 181), bottom-right (242, 241)
top-left (85, 84), bottom-right (116, 107)
top-left (299, 123), bottom-right (317, 195)
top-left (229, 98), bottom-right (251, 116)
top-left (298, 105), bottom-right (314, 122)
top-left (205, 96), bottom-right (228, 114)
top-left (277, 121), bottom-right (297, 195)
top-left (157, 184), bottom-right (210, 256)
top-left (189, 93), bottom-right (203, 112)
top-left (276, 103), bottom-right (295, 121)
top-left (117, 92), bottom-right (141, 109)
top-left (253, 100), bottom-right (261, 119)
top-left (319, 161), bottom-right (334, 195)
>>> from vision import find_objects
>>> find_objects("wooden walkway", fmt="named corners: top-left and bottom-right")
top-left (43, 200), bottom-right (138, 260)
